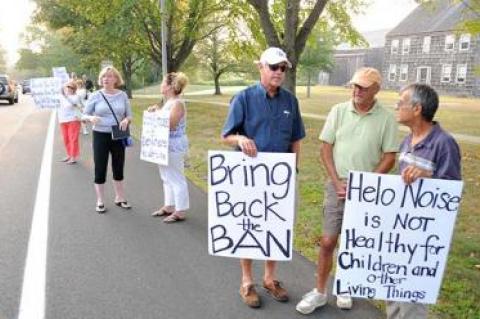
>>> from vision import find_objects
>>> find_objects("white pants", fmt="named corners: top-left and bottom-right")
top-left (158, 152), bottom-right (189, 211)
top-left (386, 301), bottom-right (428, 319)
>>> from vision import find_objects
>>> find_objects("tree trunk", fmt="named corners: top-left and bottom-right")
top-left (307, 71), bottom-right (311, 98)
top-left (214, 74), bottom-right (222, 95)
top-left (284, 64), bottom-right (297, 95)
top-left (122, 60), bottom-right (133, 99)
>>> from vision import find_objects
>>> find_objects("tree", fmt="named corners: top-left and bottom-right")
top-left (33, 0), bottom-right (151, 97)
top-left (240, 0), bottom-right (366, 94)
top-left (133, 0), bottom-right (235, 73)
top-left (16, 26), bottom-right (84, 76)
top-left (0, 46), bottom-right (7, 72)
top-left (298, 21), bottom-right (335, 98)
top-left (194, 25), bottom-right (255, 94)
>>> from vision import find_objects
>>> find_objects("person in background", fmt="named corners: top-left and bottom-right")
top-left (221, 47), bottom-right (305, 308)
top-left (83, 66), bottom-right (133, 213)
top-left (387, 83), bottom-right (461, 319)
top-left (296, 67), bottom-right (398, 315)
top-left (58, 80), bottom-right (82, 164)
top-left (83, 74), bottom-right (94, 92)
top-left (149, 72), bottom-right (190, 223)
top-left (76, 79), bottom-right (89, 135)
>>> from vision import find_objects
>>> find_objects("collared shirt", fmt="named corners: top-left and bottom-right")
top-left (399, 122), bottom-right (461, 180)
top-left (222, 83), bottom-right (305, 152)
top-left (319, 99), bottom-right (399, 178)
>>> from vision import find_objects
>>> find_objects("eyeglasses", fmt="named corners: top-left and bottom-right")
top-left (268, 64), bottom-right (287, 73)
top-left (67, 86), bottom-right (75, 90)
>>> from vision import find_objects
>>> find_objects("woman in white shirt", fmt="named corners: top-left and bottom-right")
top-left (149, 72), bottom-right (190, 223)
top-left (58, 80), bottom-right (82, 164)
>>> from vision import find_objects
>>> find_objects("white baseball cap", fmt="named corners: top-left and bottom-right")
top-left (256, 47), bottom-right (292, 68)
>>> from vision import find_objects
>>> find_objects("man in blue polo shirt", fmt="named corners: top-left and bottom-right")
top-left (222, 47), bottom-right (305, 308)
top-left (387, 83), bottom-right (461, 319)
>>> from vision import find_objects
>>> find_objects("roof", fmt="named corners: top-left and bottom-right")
top-left (336, 29), bottom-right (390, 50)
top-left (387, 0), bottom-right (470, 37)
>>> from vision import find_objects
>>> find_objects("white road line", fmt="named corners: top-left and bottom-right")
top-left (18, 110), bottom-right (56, 319)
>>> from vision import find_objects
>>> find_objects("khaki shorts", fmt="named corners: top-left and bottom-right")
top-left (322, 180), bottom-right (346, 236)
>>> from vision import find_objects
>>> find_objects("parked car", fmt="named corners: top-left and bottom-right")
top-left (21, 79), bottom-right (31, 94)
top-left (0, 74), bottom-right (17, 104)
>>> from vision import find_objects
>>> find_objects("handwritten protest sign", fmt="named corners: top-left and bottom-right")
top-left (30, 77), bottom-right (62, 109)
top-left (208, 151), bottom-right (296, 261)
top-left (52, 67), bottom-right (69, 85)
top-left (334, 171), bottom-right (463, 304)
top-left (140, 110), bottom-right (170, 165)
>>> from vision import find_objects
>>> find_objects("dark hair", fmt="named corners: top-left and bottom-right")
top-left (401, 83), bottom-right (439, 122)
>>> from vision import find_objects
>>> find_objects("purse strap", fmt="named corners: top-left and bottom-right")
top-left (99, 91), bottom-right (120, 125)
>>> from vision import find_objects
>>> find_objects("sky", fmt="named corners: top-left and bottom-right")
top-left (0, 0), bottom-right (419, 68)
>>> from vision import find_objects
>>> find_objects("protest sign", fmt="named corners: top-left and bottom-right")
top-left (333, 171), bottom-right (463, 304)
top-left (140, 110), bottom-right (170, 165)
top-left (30, 77), bottom-right (62, 109)
top-left (208, 151), bottom-right (296, 261)
top-left (52, 67), bottom-right (69, 85)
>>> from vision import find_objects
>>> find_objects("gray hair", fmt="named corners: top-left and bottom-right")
top-left (400, 83), bottom-right (439, 122)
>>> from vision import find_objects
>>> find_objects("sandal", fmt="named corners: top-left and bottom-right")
top-left (59, 157), bottom-right (70, 162)
top-left (151, 209), bottom-right (173, 217)
top-left (163, 213), bottom-right (186, 223)
top-left (115, 201), bottom-right (132, 209)
top-left (96, 203), bottom-right (106, 213)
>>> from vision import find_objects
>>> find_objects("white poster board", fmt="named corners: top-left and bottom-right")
top-left (52, 67), bottom-right (69, 85)
top-left (208, 151), bottom-right (296, 261)
top-left (334, 171), bottom-right (463, 304)
top-left (140, 110), bottom-right (170, 165)
top-left (30, 77), bottom-right (62, 109)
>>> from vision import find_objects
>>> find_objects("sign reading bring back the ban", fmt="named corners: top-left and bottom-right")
top-left (208, 151), bottom-right (296, 261)
top-left (334, 171), bottom-right (463, 304)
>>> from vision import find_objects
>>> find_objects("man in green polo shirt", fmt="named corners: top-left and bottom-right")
top-left (296, 67), bottom-right (398, 315)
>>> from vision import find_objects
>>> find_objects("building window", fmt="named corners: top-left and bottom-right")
top-left (422, 36), bottom-right (431, 53)
top-left (389, 64), bottom-right (397, 81)
top-left (441, 64), bottom-right (452, 83)
top-left (402, 38), bottom-right (411, 54)
top-left (456, 64), bottom-right (467, 83)
top-left (416, 67), bottom-right (431, 84)
top-left (459, 34), bottom-right (471, 51)
top-left (391, 39), bottom-right (399, 54)
top-left (400, 64), bottom-right (408, 81)
top-left (445, 34), bottom-right (455, 51)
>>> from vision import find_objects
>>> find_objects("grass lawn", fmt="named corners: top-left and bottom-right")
top-left (131, 92), bottom-right (480, 319)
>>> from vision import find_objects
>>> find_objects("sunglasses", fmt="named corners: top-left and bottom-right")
top-left (268, 64), bottom-right (287, 72)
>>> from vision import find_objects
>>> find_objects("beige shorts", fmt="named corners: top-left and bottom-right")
top-left (322, 180), bottom-right (346, 236)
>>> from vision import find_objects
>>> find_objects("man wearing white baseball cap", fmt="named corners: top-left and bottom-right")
top-left (296, 67), bottom-right (398, 314)
top-left (221, 47), bottom-right (305, 308)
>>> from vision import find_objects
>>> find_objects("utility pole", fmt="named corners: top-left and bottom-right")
top-left (160, 0), bottom-right (168, 77)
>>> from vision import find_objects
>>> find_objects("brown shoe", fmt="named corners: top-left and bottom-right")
top-left (239, 284), bottom-right (261, 308)
top-left (263, 280), bottom-right (289, 302)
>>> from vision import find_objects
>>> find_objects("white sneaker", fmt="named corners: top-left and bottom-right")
top-left (296, 289), bottom-right (328, 315)
top-left (336, 294), bottom-right (352, 310)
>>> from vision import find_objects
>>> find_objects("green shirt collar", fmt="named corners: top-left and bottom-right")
top-left (349, 99), bottom-right (380, 115)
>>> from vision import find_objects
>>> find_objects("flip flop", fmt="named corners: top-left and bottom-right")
top-left (151, 209), bottom-right (173, 217)
top-left (163, 213), bottom-right (186, 223)
top-left (115, 201), bottom-right (132, 209)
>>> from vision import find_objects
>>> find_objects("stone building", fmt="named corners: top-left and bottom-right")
top-left (383, 0), bottom-right (480, 96)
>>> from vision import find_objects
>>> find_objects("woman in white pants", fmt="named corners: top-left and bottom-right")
top-left (149, 72), bottom-right (190, 223)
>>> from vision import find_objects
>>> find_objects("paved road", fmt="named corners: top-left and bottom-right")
top-left (0, 96), bottom-right (383, 319)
